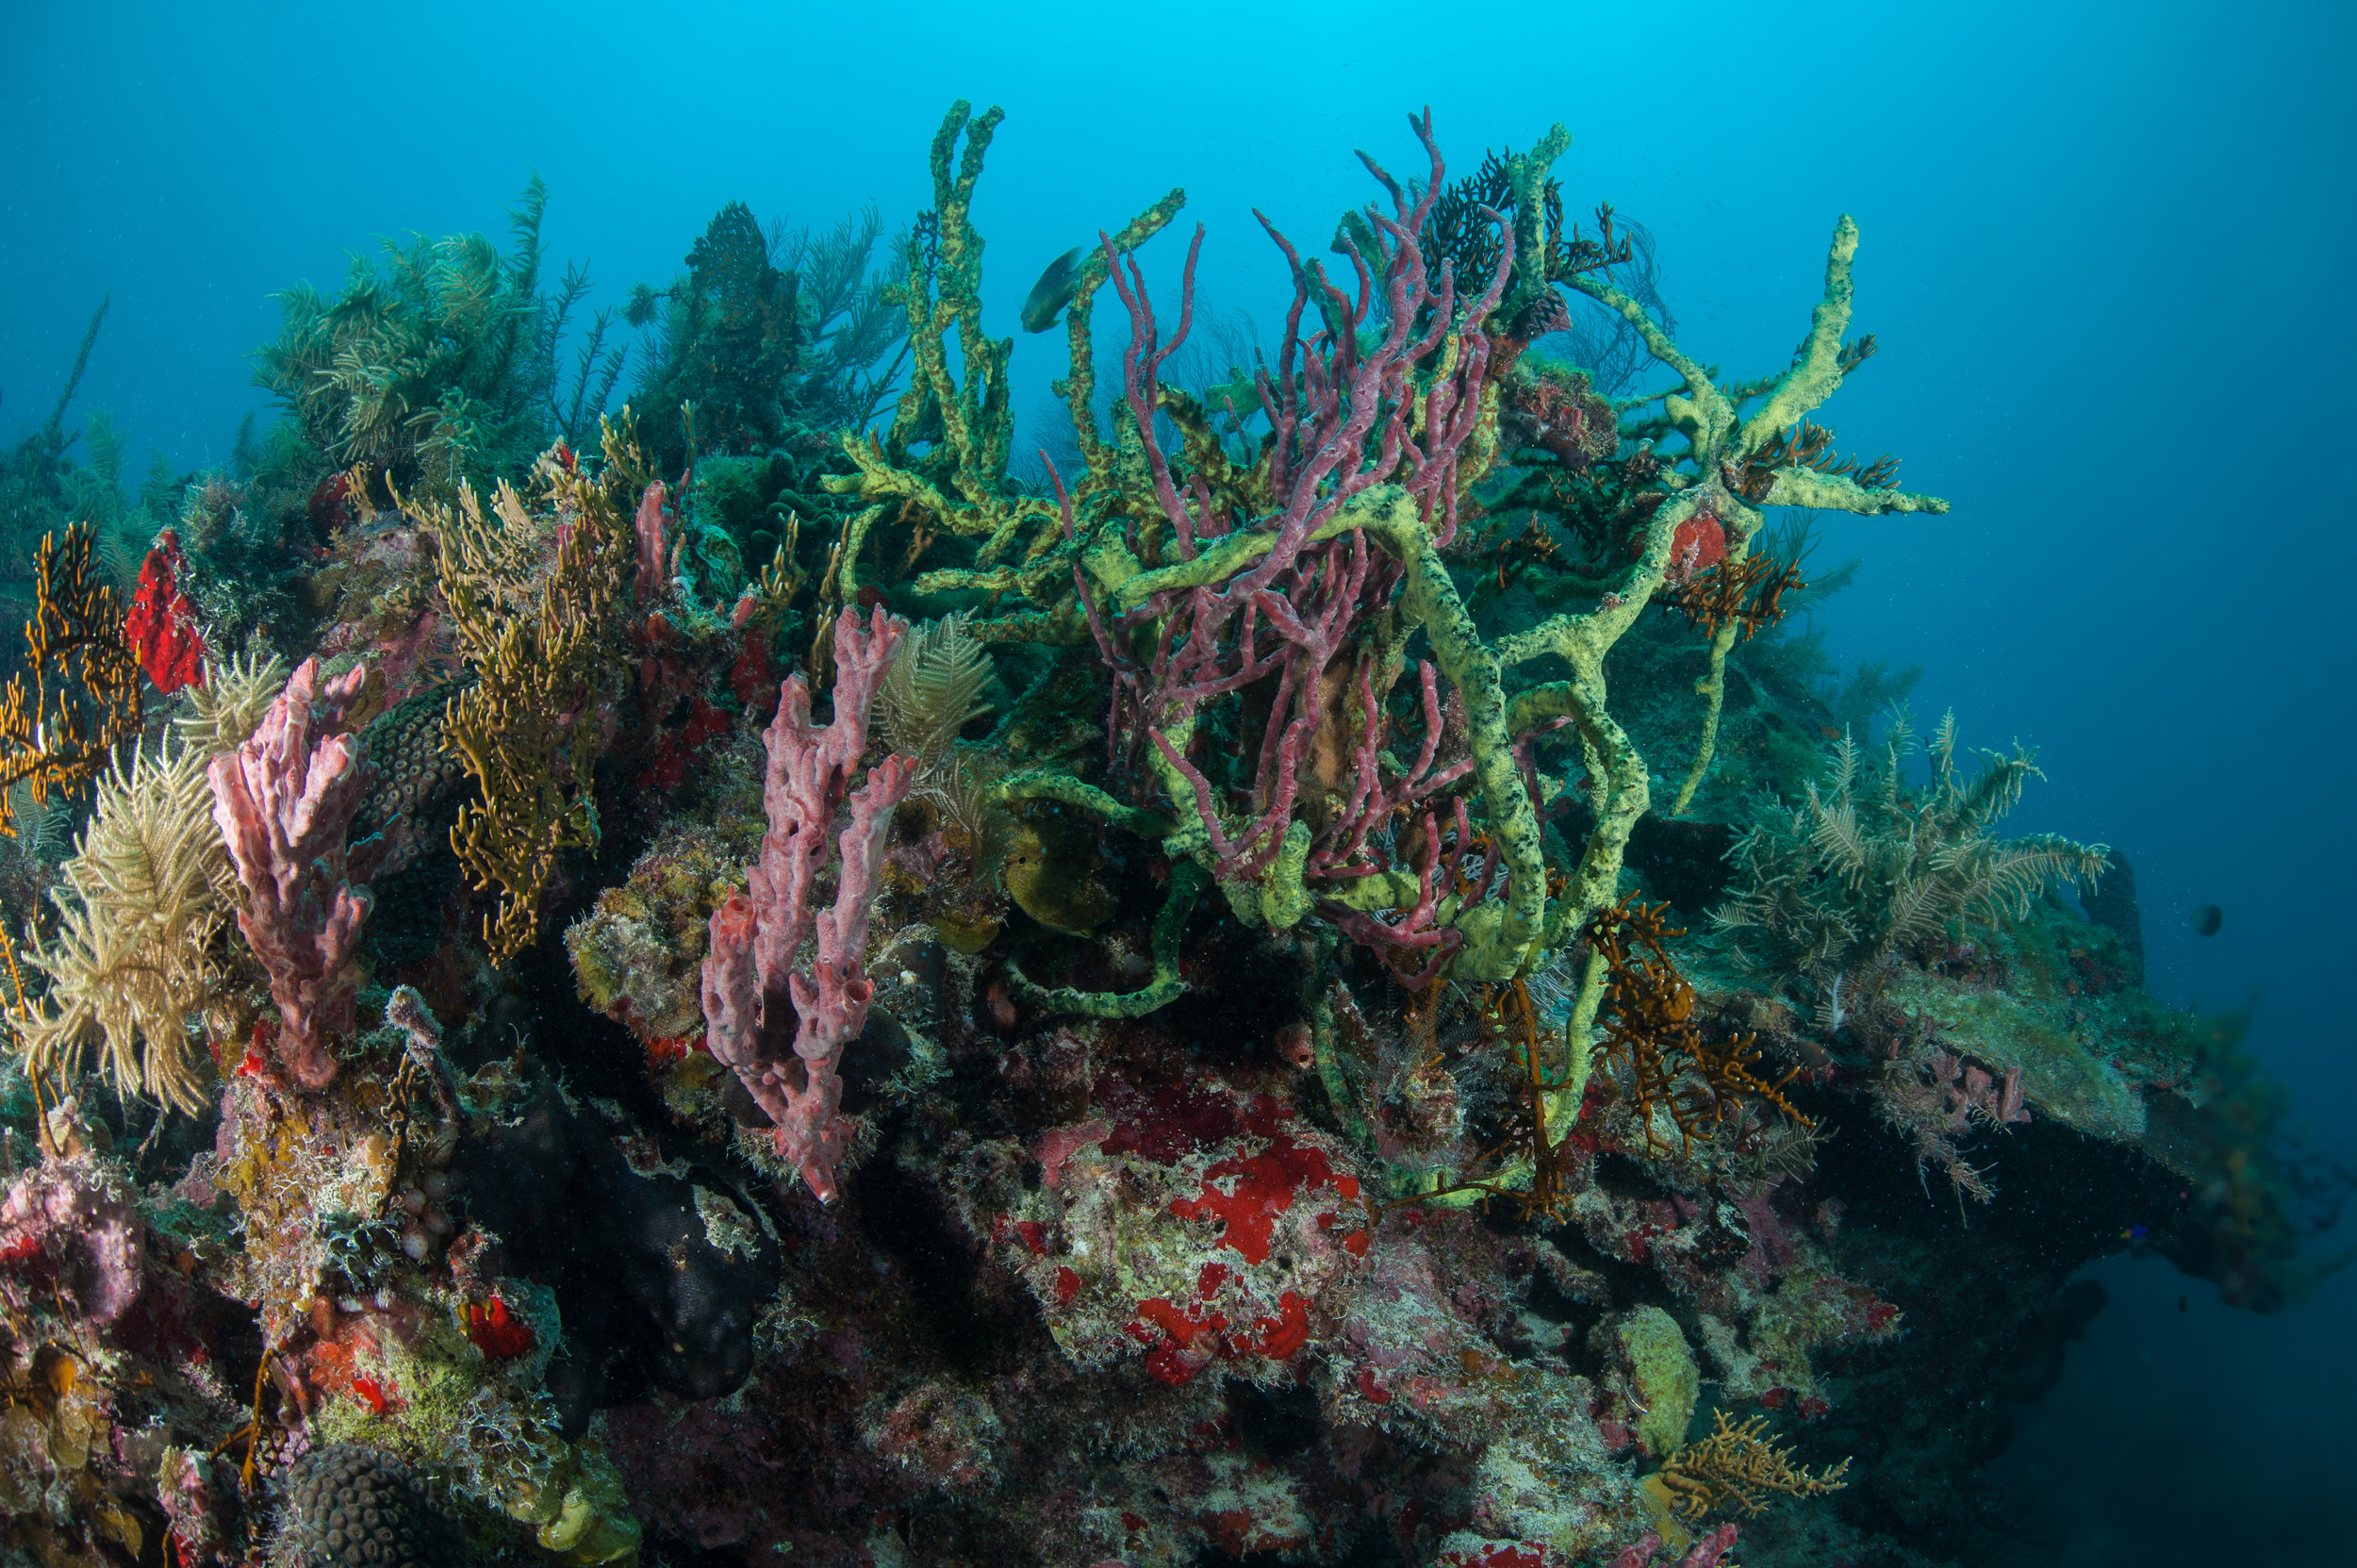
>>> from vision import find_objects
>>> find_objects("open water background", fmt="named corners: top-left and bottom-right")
top-left (4, 3), bottom-right (2350, 1559)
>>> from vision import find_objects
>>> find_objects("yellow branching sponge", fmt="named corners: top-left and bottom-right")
top-left (831, 100), bottom-right (1185, 612)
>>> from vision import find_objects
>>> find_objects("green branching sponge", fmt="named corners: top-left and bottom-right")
top-left (829, 103), bottom-right (1955, 1212)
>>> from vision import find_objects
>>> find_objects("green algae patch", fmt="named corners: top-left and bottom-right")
top-left (1607, 1305), bottom-right (1700, 1459)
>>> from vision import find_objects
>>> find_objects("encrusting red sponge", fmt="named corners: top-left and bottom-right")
top-left (124, 529), bottom-right (206, 693)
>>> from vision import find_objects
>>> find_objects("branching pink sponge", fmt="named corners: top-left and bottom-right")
top-left (701, 606), bottom-right (915, 1202)
top-left (208, 656), bottom-right (372, 1089)
top-left (633, 478), bottom-right (675, 607)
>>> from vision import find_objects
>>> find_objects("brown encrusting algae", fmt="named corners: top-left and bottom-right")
top-left (0, 100), bottom-right (2341, 1568)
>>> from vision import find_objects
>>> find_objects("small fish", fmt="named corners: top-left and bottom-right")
top-left (1021, 248), bottom-right (1086, 334)
top-left (2120, 1224), bottom-right (2150, 1243)
top-left (2193, 904), bottom-right (2224, 937)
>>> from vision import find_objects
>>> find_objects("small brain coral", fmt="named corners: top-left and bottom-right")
top-left (282, 1445), bottom-right (467, 1568)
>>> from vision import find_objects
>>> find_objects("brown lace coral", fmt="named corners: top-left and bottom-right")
top-left (1656, 1410), bottom-right (1851, 1519)
top-left (1662, 553), bottom-right (1805, 643)
top-left (1728, 416), bottom-right (1899, 502)
top-left (1590, 895), bottom-right (1809, 1154)
top-left (1363, 975), bottom-right (1589, 1224)
top-left (425, 433), bottom-right (635, 961)
top-left (0, 522), bottom-right (144, 835)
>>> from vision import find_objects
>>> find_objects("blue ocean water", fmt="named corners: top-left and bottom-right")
top-left (4, 1), bottom-right (2350, 1559)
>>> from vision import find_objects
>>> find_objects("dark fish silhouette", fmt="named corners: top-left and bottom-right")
top-left (2193, 904), bottom-right (2224, 937)
top-left (1021, 248), bottom-right (1086, 333)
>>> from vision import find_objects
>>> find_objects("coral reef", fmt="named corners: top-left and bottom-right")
top-left (0, 97), bottom-right (2341, 1568)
